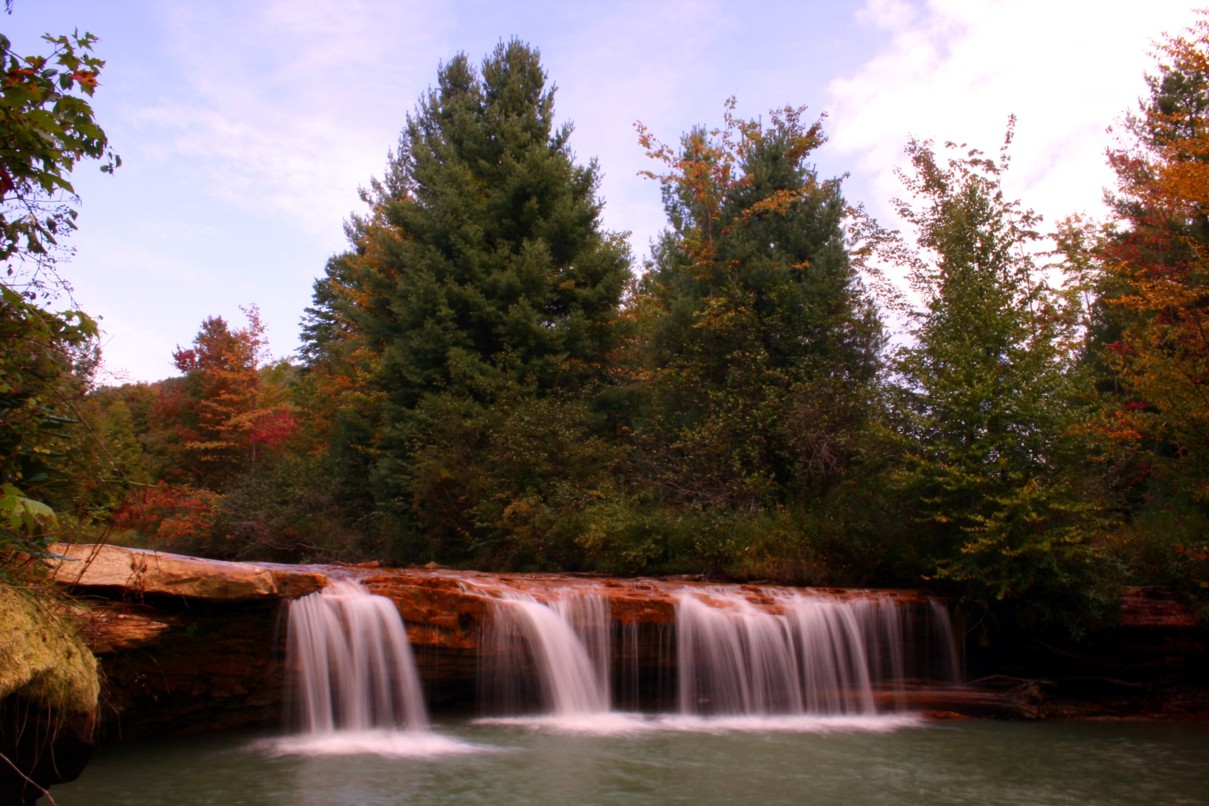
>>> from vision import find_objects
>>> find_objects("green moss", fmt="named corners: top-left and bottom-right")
top-left (0, 584), bottom-right (99, 715)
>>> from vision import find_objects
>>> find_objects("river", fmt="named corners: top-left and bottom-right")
top-left (51, 717), bottom-right (1209, 805)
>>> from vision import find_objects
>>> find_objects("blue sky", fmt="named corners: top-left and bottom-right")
top-left (4, 0), bottom-right (1200, 383)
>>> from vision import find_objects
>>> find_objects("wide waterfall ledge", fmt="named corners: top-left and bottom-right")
top-left (472, 579), bottom-right (960, 733)
top-left (271, 573), bottom-right (961, 749)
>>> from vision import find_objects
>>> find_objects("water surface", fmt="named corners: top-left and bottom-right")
top-left (52, 718), bottom-right (1209, 805)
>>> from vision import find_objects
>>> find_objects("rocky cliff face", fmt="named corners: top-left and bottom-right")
top-left (44, 543), bottom-right (1209, 742)
top-left (48, 544), bottom-right (324, 740)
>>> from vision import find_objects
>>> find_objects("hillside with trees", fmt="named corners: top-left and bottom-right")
top-left (7, 23), bottom-right (1209, 642)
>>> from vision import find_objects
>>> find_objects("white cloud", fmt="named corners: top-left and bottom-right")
top-left (36, 0), bottom-right (1203, 382)
top-left (827, 0), bottom-right (1201, 228)
top-left (132, 1), bottom-right (458, 249)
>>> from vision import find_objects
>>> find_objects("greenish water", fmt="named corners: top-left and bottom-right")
top-left (51, 717), bottom-right (1209, 805)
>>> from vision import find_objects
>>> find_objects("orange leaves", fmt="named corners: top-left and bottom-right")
top-left (157, 306), bottom-right (296, 490)
top-left (68, 70), bottom-right (98, 90)
top-left (737, 187), bottom-right (807, 222)
top-left (4, 66), bottom-right (35, 86)
top-left (636, 98), bottom-right (827, 262)
top-left (1097, 13), bottom-right (1209, 471)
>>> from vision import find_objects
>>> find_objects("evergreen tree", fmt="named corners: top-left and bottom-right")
top-left (1100, 16), bottom-right (1209, 511)
top-left (301, 41), bottom-right (630, 564)
top-left (634, 102), bottom-right (883, 509)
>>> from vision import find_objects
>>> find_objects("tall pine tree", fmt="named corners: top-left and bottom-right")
top-left (634, 102), bottom-right (883, 509)
top-left (302, 41), bottom-right (630, 564)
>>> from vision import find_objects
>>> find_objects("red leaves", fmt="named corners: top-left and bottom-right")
top-left (4, 67), bottom-right (36, 86)
top-left (113, 483), bottom-right (220, 546)
top-left (248, 407), bottom-right (298, 449)
top-left (156, 307), bottom-right (294, 489)
top-left (1174, 543), bottom-right (1209, 562)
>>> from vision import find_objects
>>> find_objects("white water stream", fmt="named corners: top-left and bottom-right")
top-left (281, 578), bottom-right (960, 747)
top-left (269, 579), bottom-right (483, 757)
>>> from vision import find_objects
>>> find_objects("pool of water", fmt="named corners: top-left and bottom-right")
top-left (51, 716), bottom-right (1209, 805)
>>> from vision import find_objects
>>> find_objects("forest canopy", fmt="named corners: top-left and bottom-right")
top-left (7, 23), bottom-right (1209, 639)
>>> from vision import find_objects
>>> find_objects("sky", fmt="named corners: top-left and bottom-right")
top-left (4, 0), bottom-right (1202, 384)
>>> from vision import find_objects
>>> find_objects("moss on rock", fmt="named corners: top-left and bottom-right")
top-left (0, 584), bottom-right (99, 715)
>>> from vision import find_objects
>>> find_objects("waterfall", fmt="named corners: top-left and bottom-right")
top-left (675, 590), bottom-right (934, 717)
top-left (475, 583), bottom-right (958, 723)
top-left (480, 591), bottom-right (611, 717)
top-left (279, 575), bottom-right (960, 743)
top-left (286, 579), bottom-right (428, 734)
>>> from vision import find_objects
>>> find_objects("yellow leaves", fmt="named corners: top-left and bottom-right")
top-left (1155, 155), bottom-right (1209, 208)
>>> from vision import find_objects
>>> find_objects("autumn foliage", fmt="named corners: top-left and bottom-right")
top-left (158, 306), bottom-right (296, 490)
top-left (112, 482), bottom-right (220, 548)
top-left (1100, 18), bottom-right (1209, 512)
top-left (22, 27), bottom-right (1208, 631)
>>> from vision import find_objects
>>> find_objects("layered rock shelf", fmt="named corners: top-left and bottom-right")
top-left (44, 543), bottom-right (1209, 741)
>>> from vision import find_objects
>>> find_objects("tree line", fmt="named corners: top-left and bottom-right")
top-left (6, 24), bottom-right (1209, 638)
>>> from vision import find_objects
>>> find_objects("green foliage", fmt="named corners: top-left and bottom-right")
top-left (0, 25), bottom-right (114, 584)
top-left (47, 29), bottom-right (1209, 645)
top-left (0, 29), bottom-right (119, 296)
top-left (211, 454), bottom-right (380, 563)
top-left (885, 128), bottom-right (1119, 634)
top-left (1105, 498), bottom-right (1209, 621)
top-left (299, 40), bottom-right (631, 565)
top-left (0, 286), bottom-right (98, 579)
top-left (633, 101), bottom-right (884, 510)
top-left (306, 39), bottom-right (630, 409)
top-left (401, 391), bottom-right (622, 569)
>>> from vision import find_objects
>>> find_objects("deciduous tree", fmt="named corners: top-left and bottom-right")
top-left (0, 29), bottom-right (118, 298)
top-left (160, 306), bottom-right (295, 491)
top-left (1101, 15), bottom-right (1209, 511)
top-left (887, 128), bottom-right (1114, 633)
top-left (0, 25), bottom-right (114, 576)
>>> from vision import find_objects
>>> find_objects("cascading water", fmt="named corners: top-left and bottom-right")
top-left (675, 590), bottom-right (945, 717)
top-left (480, 591), bottom-right (612, 717)
top-left (474, 580), bottom-right (960, 726)
top-left (285, 579), bottom-right (429, 734)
